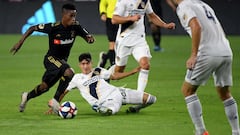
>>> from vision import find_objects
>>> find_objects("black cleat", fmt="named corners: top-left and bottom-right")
top-left (126, 106), bottom-right (140, 114)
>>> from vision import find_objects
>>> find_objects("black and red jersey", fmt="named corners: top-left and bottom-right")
top-left (36, 21), bottom-right (89, 61)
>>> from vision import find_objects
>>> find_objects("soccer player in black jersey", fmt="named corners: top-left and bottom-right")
top-left (10, 3), bottom-right (95, 113)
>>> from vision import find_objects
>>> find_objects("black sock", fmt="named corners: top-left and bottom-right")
top-left (27, 85), bottom-right (49, 101)
top-left (108, 50), bottom-right (115, 66)
top-left (54, 76), bottom-right (72, 102)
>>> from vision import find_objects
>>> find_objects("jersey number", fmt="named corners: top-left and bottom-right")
top-left (202, 5), bottom-right (216, 24)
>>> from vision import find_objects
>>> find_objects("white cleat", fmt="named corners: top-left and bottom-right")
top-left (19, 92), bottom-right (28, 112)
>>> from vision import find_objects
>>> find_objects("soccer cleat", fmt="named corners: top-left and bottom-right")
top-left (153, 46), bottom-right (164, 52)
top-left (48, 98), bottom-right (60, 114)
top-left (202, 131), bottom-right (209, 135)
top-left (97, 51), bottom-right (107, 68)
top-left (19, 92), bottom-right (28, 112)
top-left (195, 131), bottom-right (209, 135)
top-left (126, 106), bottom-right (140, 113)
top-left (98, 106), bottom-right (112, 116)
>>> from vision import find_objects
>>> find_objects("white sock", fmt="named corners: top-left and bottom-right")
top-left (185, 94), bottom-right (206, 134)
top-left (137, 69), bottom-right (149, 92)
top-left (223, 97), bottom-right (240, 135)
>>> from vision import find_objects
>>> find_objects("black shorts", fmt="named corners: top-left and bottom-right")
top-left (42, 55), bottom-right (70, 87)
top-left (106, 18), bottom-right (118, 42)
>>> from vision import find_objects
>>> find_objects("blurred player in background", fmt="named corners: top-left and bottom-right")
top-left (59, 53), bottom-right (157, 115)
top-left (170, 0), bottom-right (240, 134)
top-left (98, 0), bottom-right (118, 68)
top-left (10, 3), bottom-right (95, 113)
top-left (148, 0), bottom-right (163, 52)
top-left (148, 0), bottom-right (177, 52)
top-left (112, 0), bottom-right (175, 92)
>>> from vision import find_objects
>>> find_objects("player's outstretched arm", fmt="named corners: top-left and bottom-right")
top-left (10, 25), bottom-right (37, 55)
top-left (148, 13), bottom-right (175, 29)
top-left (110, 66), bottom-right (141, 80)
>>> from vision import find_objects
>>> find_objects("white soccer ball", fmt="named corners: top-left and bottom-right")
top-left (58, 101), bottom-right (78, 119)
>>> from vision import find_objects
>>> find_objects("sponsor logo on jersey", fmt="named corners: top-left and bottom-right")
top-left (53, 38), bottom-right (74, 45)
top-left (83, 76), bottom-right (101, 86)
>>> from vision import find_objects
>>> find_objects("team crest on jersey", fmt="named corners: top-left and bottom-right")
top-left (38, 24), bottom-right (45, 29)
top-left (56, 34), bottom-right (61, 38)
top-left (52, 22), bottom-right (60, 27)
top-left (183, 14), bottom-right (187, 21)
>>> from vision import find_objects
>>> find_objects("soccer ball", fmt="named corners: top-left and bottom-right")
top-left (58, 101), bottom-right (78, 119)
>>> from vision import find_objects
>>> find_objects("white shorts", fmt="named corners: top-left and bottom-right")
top-left (118, 87), bottom-right (144, 104)
top-left (115, 34), bottom-right (152, 66)
top-left (100, 87), bottom-right (144, 114)
top-left (99, 89), bottom-right (122, 114)
top-left (185, 55), bottom-right (232, 87)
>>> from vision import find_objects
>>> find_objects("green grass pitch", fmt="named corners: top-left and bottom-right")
top-left (0, 35), bottom-right (239, 135)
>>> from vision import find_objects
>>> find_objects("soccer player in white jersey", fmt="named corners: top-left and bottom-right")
top-left (169, 0), bottom-right (240, 135)
top-left (112, 0), bottom-right (175, 92)
top-left (57, 53), bottom-right (157, 115)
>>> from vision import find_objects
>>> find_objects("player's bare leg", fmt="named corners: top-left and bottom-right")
top-left (217, 86), bottom-right (240, 135)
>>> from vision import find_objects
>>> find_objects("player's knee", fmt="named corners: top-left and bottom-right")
top-left (39, 82), bottom-right (49, 91)
top-left (139, 58), bottom-right (150, 70)
top-left (64, 68), bottom-right (75, 78)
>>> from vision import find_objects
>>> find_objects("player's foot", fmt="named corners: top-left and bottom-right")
top-left (126, 106), bottom-right (140, 113)
top-left (97, 51), bottom-right (107, 68)
top-left (153, 46), bottom-right (164, 52)
top-left (196, 131), bottom-right (209, 135)
top-left (19, 92), bottom-right (28, 112)
top-left (48, 98), bottom-right (60, 114)
top-left (99, 106), bottom-right (112, 116)
top-left (202, 131), bottom-right (209, 135)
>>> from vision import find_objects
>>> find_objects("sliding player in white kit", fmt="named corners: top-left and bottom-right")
top-left (61, 53), bottom-right (157, 115)
top-left (112, 0), bottom-right (175, 92)
top-left (169, 0), bottom-right (240, 135)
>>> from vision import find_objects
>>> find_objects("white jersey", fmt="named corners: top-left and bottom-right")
top-left (113, 0), bottom-right (153, 37)
top-left (66, 67), bottom-right (119, 106)
top-left (176, 0), bottom-right (232, 56)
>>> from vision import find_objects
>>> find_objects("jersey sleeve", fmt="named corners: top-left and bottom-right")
top-left (99, 0), bottom-right (107, 15)
top-left (74, 22), bottom-right (90, 37)
top-left (146, 1), bottom-right (154, 14)
top-left (66, 75), bottom-right (78, 91)
top-left (35, 23), bottom-right (52, 34)
top-left (177, 5), bottom-right (196, 28)
top-left (113, 0), bottom-right (125, 16)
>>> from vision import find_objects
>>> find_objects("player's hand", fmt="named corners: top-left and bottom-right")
top-left (165, 22), bottom-right (176, 30)
top-left (132, 66), bottom-right (141, 74)
top-left (10, 42), bottom-right (23, 55)
top-left (186, 56), bottom-right (197, 70)
top-left (130, 14), bottom-right (141, 22)
top-left (85, 35), bottom-right (95, 44)
top-left (100, 14), bottom-right (107, 22)
top-left (44, 108), bottom-right (54, 115)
